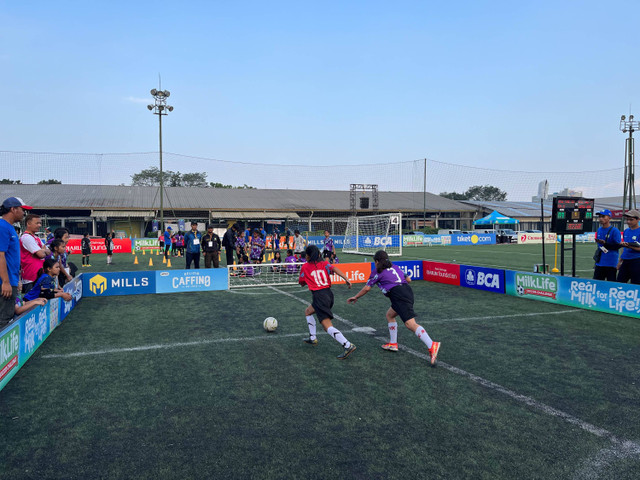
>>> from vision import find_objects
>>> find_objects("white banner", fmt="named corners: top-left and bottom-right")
top-left (517, 232), bottom-right (557, 244)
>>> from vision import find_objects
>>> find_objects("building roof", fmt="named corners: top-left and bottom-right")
top-left (0, 184), bottom-right (475, 213)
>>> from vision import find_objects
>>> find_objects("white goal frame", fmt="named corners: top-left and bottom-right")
top-left (228, 262), bottom-right (302, 289)
top-left (342, 213), bottom-right (402, 256)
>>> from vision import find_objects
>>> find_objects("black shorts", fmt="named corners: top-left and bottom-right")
top-left (322, 250), bottom-right (332, 259)
top-left (82, 249), bottom-right (91, 256)
top-left (387, 283), bottom-right (416, 322)
top-left (311, 288), bottom-right (334, 321)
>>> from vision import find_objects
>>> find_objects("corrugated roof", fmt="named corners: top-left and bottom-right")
top-left (0, 184), bottom-right (476, 213)
top-left (210, 211), bottom-right (300, 220)
top-left (91, 210), bottom-right (155, 218)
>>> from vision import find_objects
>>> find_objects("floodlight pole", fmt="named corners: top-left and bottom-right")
top-left (148, 89), bottom-right (174, 233)
top-left (620, 115), bottom-right (638, 217)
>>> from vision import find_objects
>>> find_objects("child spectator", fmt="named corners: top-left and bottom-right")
top-left (249, 229), bottom-right (265, 264)
top-left (271, 250), bottom-right (283, 273)
top-left (47, 239), bottom-right (72, 287)
top-left (285, 249), bottom-right (298, 274)
top-left (23, 258), bottom-right (72, 302)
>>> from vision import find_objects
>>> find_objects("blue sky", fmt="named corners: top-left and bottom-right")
top-left (2, 1), bottom-right (639, 186)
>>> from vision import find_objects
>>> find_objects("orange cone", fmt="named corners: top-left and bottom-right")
top-left (162, 256), bottom-right (166, 264)
top-left (142, 249), bottom-right (146, 256)
top-left (134, 256), bottom-right (139, 265)
top-left (148, 257), bottom-right (153, 266)
top-left (167, 258), bottom-right (172, 267)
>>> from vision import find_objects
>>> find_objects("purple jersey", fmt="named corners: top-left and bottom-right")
top-left (366, 265), bottom-right (408, 295)
top-left (250, 237), bottom-right (265, 260)
top-left (235, 237), bottom-right (246, 250)
top-left (323, 237), bottom-right (334, 252)
top-left (285, 255), bottom-right (298, 274)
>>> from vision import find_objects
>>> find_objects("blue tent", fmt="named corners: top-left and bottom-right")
top-left (473, 210), bottom-right (519, 226)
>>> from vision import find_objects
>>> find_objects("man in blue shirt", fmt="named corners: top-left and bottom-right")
top-left (593, 209), bottom-right (621, 281)
top-left (617, 209), bottom-right (640, 284)
top-left (184, 221), bottom-right (202, 269)
top-left (0, 197), bottom-right (31, 328)
top-left (163, 226), bottom-right (172, 260)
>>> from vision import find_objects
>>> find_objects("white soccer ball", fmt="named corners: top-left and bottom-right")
top-left (263, 317), bottom-right (278, 332)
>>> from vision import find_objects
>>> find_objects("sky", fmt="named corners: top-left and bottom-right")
top-left (1, 0), bottom-right (639, 195)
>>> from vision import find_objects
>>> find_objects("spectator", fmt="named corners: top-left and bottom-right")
top-left (23, 258), bottom-right (72, 302)
top-left (617, 209), bottom-right (640, 284)
top-left (0, 197), bottom-right (31, 329)
top-left (51, 228), bottom-right (75, 284)
top-left (105, 231), bottom-right (114, 265)
top-left (202, 224), bottom-right (222, 268)
top-left (81, 232), bottom-right (92, 267)
top-left (163, 226), bottom-right (172, 260)
top-left (272, 226), bottom-right (280, 251)
top-left (593, 209), bottom-right (621, 282)
top-left (175, 231), bottom-right (185, 257)
top-left (184, 221), bottom-right (202, 269)
top-left (48, 239), bottom-right (72, 287)
top-left (45, 227), bottom-right (54, 244)
top-left (158, 228), bottom-right (164, 251)
top-left (14, 294), bottom-right (47, 317)
top-left (171, 230), bottom-right (177, 256)
top-left (222, 223), bottom-right (239, 267)
top-left (20, 213), bottom-right (50, 294)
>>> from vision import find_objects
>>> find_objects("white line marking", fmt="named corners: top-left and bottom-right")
top-left (573, 442), bottom-right (640, 480)
top-left (40, 330), bottom-right (357, 359)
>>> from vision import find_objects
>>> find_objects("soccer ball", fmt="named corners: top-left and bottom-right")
top-left (516, 285), bottom-right (525, 296)
top-left (263, 317), bottom-right (278, 332)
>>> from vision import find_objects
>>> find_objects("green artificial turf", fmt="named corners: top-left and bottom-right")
top-left (1, 281), bottom-right (639, 479)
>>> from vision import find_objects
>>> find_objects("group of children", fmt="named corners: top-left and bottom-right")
top-left (296, 245), bottom-right (440, 365)
top-left (158, 230), bottom-right (186, 257)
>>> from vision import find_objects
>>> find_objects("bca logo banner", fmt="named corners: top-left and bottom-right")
top-left (460, 265), bottom-right (505, 294)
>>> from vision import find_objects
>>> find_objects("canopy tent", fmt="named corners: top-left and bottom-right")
top-left (473, 210), bottom-right (519, 226)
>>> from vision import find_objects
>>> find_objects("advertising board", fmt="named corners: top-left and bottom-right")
top-left (83, 271), bottom-right (156, 297)
top-left (422, 261), bottom-right (460, 286)
top-left (67, 238), bottom-right (132, 254)
top-left (156, 269), bottom-right (229, 293)
top-left (460, 265), bottom-right (505, 293)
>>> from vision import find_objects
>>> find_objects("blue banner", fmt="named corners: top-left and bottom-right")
top-left (60, 275), bottom-right (83, 322)
top-left (156, 269), bottom-right (229, 294)
top-left (19, 305), bottom-right (50, 363)
top-left (306, 236), bottom-right (346, 248)
top-left (460, 265), bottom-right (505, 293)
top-left (83, 271), bottom-right (156, 297)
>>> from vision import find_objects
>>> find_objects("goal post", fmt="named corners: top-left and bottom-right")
top-left (228, 262), bottom-right (302, 288)
top-left (342, 213), bottom-right (402, 256)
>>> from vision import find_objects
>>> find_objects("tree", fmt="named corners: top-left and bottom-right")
top-left (38, 179), bottom-right (62, 184)
top-left (465, 185), bottom-right (507, 201)
top-left (0, 179), bottom-right (21, 184)
top-left (131, 167), bottom-right (255, 189)
top-left (440, 185), bottom-right (507, 202)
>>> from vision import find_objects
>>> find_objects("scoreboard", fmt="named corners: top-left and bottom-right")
top-left (551, 197), bottom-right (595, 234)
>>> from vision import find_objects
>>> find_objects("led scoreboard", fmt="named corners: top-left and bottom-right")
top-left (551, 196), bottom-right (595, 234)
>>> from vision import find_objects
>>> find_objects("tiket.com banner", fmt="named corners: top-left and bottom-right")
top-left (328, 262), bottom-right (373, 285)
top-left (422, 261), bottom-right (460, 286)
top-left (450, 234), bottom-right (496, 246)
top-left (156, 269), bottom-right (229, 293)
top-left (67, 238), bottom-right (132, 254)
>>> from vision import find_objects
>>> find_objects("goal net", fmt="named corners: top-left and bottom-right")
top-left (228, 262), bottom-right (303, 288)
top-left (342, 213), bottom-right (402, 256)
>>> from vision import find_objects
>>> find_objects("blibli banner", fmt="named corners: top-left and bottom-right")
top-left (83, 271), bottom-right (156, 297)
top-left (156, 269), bottom-right (228, 293)
top-left (505, 271), bottom-right (640, 318)
top-left (371, 261), bottom-right (423, 280)
top-left (460, 265), bottom-right (505, 293)
top-left (450, 233), bottom-right (496, 246)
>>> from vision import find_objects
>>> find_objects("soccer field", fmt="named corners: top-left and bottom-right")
top-left (1, 278), bottom-right (639, 479)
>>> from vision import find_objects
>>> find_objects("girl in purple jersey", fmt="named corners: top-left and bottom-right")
top-left (347, 250), bottom-right (440, 366)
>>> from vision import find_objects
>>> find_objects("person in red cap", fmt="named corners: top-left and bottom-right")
top-left (0, 197), bottom-right (31, 329)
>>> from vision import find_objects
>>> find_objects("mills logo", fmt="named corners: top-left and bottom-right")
top-left (89, 274), bottom-right (107, 295)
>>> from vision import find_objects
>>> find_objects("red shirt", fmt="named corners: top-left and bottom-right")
top-left (299, 260), bottom-right (334, 291)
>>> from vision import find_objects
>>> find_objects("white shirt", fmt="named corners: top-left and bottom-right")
top-left (20, 233), bottom-right (43, 254)
top-left (294, 235), bottom-right (306, 253)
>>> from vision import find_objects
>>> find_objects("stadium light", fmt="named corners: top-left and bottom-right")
top-left (149, 87), bottom-right (174, 234)
top-left (620, 114), bottom-right (639, 215)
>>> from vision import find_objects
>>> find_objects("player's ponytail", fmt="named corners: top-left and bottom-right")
top-left (305, 245), bottom-right (322, 263)
top-left (374, 250), bottom-right (392, 273)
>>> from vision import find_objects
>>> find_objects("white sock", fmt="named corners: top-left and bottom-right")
top-left (414, 325), bottom-right (433, 349)
top-left (306, 315), bottom-right (316, 340)
top-left (327, 326), bottom-right (351, 349)
top-left (388, 322), bottom-right (398, 343)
